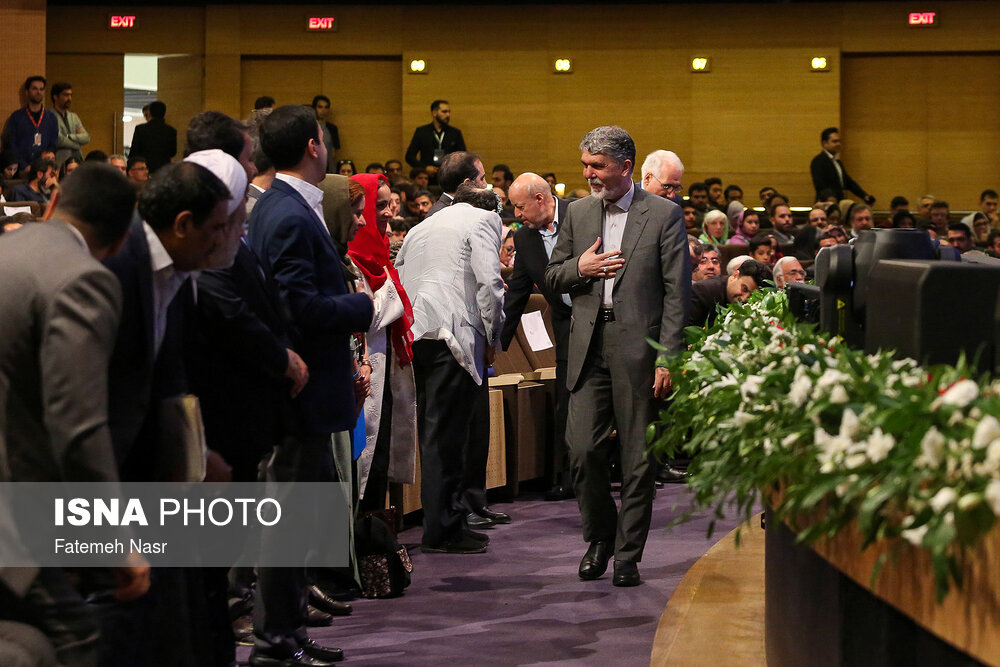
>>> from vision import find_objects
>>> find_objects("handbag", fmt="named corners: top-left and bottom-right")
top-left (355, 511), bottom-right (412, 599)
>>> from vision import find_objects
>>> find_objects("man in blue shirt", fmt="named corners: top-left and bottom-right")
top-left (2, 76), bottom-right (58, 169)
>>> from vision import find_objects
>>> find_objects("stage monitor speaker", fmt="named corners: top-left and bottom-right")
top-left (865, 260), bottom-right (1000, 372)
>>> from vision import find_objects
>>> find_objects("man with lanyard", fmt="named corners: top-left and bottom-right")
top-left (2, 76), bottom-right (59, 170)
top-left (404, 100), bottom-right (466, 182)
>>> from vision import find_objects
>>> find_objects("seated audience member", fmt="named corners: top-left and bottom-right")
top-left (542, 172), bottom-right (558, 194)
top-left (725, 201), bottom-right (742, 237)
top-left (947, 222), bottom-right (975, 254)
top-left (685, 259), bottom-right (771, 328)
top-left (729, 208), bottom-right (760, 245)
top-left (10, 157), bottom-right (57, 204)
top-left (929, 200), bottom-right (950, 235)
top-left (84, 149), bottom-right (107, 163)
top-left (108, 154), bottom-right (127, 174)
top-left (758, 186), bottom-right (777, 207)
top-left (389, 218), bottom-right (409, 262)
top-left (126, 156), bottom-right (149, 186)
top-left (491, 164), bottom-right (513, 193)
top-left (748, 233), bottom-right (774, 266)
top-left (971, 212), bottom-right (992, 245)
top-left (704, 177), bottom-right (724, 209)
top-left (792, 225), bottom-right (820, 260)
top-left (826, 202), bottom-right (842, 226)
top-left (409, 167), bottom-right (430, 188)
top-left (979, 188), bottom-right (998, 226)
top-left (892, 210), bottom-right (916, 229)
top-left (499, 226), bottom-right (516, 267)
top-left (413, 188), bottom-right (434, 220)
top-left (384, 159), bottom-right (404, 182)
top-left (687, 182), bottom-right (710, 224)
top-left (692, 244), bottom-right (721, 281)
top-left (817, 229), bottom-right (840, 252)
top-left (1, 152), bottom-right (19, 182)
top-left (726, 254), bottom-right (752, 276)
top-left (986, 230), bottom-right (1000, 258)
top-left (773, 256), bottom-right (806, 289)
top-left (365, 162), bottom-right (385, 174)
top-left (389, 185), bottom-right (404, 217)
top-left (724, 184), bottom-right (743, 204)
top-left (765, 192), bottom-right (789, 216)
top-left (847, 204), bottom-right (873, 238)
top-left (917, 194), bottom-right (936, 219)
top-left (688, 237), bottom-right (704, 271)
top-left (699, 209), bottom-right (729, 246)
top-left (808, 205), bottom-right (828, 229)
top-left (58, 156), bottom-right (80, 181)
top-left (890, 195), bottom-right (909, 217)
top-left (683, 202), bottom-right (699, 237)
top-left (768, 203), bottom-right (795, 244)
top-left (400, 183), bottom-right (421, 219)
top-left (337, 159), bottom-right (356, 177)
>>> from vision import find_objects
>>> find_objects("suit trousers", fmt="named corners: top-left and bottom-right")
top-left (460, 377), bottom-right (490, 512)
top-left (254, 433), bottom-right (335, 655)
top-left (412, 339), bottom-right (482, 546)
top-left (566, 320), bottom-right (657, 563)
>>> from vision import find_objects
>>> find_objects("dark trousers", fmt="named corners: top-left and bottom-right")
top-left (566, 320), bottom-right (657, 563)
top-left (460, 377), bottom-right (490, 512)
top-left (254, 433), bottom-right (335, 656)
top-left (412, 339), bottom-right (482, 546)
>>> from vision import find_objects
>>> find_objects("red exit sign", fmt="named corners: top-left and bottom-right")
top-left (908, 11), bottom-right (938, 27)
top-left (108, 15), bottom-right (137, 29)
top-left (307, 16), bottom-right (337, 31)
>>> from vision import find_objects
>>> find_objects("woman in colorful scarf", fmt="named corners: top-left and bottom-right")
top-left (699, 208), bottom-right (730, 246)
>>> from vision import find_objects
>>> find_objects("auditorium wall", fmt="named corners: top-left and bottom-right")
top-left (43, 1), bottom-right (1000, 206)
top-left (2, 0), bottom-right (47, 125)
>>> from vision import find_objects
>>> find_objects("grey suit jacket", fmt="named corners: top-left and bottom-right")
top-left (544, 187), bottom-right (691, 391)
top-left (0, 220), bottom-right (122, 483)
top-left (396, 202), bottom-right (505, 384)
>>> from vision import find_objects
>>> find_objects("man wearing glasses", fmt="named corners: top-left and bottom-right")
top-left (639, 149), bottom-right (684, 205)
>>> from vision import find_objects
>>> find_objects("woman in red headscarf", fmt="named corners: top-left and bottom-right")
top-left (348, 173), bottom-right (417, 512)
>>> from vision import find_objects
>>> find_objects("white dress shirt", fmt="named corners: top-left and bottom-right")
top-left (823, 149), bottom-right (844, 187)
top-left (275, 172), bottom-right (326, 228)
top-left (143, 222), bottom-right (190, 356)
top-left (601, 183), bottom-right (634, 307)
top-left (538, 197), bottom-right (572, 308)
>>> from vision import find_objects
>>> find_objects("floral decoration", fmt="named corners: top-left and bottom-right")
top-left (648, 290), bottom-right (1000, 600)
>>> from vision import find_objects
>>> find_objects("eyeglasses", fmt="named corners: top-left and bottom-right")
top-left (649, 174), bottom-right (683, 196)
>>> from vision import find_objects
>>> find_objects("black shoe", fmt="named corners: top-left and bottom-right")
top-left (578, 541), bottom-right (612, 580)
top-left (422, 533), bottom-right (488, 554)
top-left (307, 585), bottom-right (352, 616)
top-left (473, 506), bottom-right (512, 524)
top-left (305, 605), bottom-right (333, 627)
top-left (543, 485), bottom-right (575, 501)
top-left (249, 649), bottom-right (337, 667)
top-left (300, 638), bottom-right (344, 663)
top-left (656, 464), bottom-right (689, 484)
top-left (466, 512), bottom-right (494, 529)
top-left (612, 560), bottom-right (641, 587)
top-left (462, 528), bottom-right (490, 544)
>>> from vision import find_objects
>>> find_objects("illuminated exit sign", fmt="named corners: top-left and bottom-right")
top-left (307, 16), bottom-right (337, 31)
top-left (108, 15), bottom-right (137, 29)
top-left (908, 11), bottom-right (938, 27)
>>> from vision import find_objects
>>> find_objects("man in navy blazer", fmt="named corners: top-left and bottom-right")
top-left (247, 104), bottom-right (373, 666)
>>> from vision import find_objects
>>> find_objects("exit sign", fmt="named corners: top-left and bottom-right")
top-left (908, 11), bottom-right (938, 27)
top-left (108, 15), bottom-right (137, 29)
top-left (307, 16), bottom-right (337, 31)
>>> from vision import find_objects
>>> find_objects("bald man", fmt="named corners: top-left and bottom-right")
top-left (503, 172), bottom-right (574, 500)
top-left (639, 150), bottom-right (684, 203)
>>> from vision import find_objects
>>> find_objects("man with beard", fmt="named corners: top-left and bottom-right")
top-left (404, 100), bottom-right (466, 180)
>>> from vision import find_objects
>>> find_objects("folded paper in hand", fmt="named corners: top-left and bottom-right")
top-left (521, 311), bottom-right (553, 352)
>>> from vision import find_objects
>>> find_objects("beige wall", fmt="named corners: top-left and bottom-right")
top-left (2, 0), bottom-right (47, 130)
top-left (45, 1), bottom-right (1000, 204)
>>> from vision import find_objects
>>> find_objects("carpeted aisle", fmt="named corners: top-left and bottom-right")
top-left (238, 485), bottom-right (746, 666)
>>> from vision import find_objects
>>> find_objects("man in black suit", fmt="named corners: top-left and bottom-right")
top-left (684, 259), bottom-right (771, 329)
top-left (130, 100), bottom-right (177, 173)
top-left (247, 104), bottom-right (373, 667)
top-left (404, 99), bottom-right (466, 181)
top-left (425, 150), bottom-right (487, 217)
top-left (503, 172), bottom-right (574, 501)
top-left (809, 126), bottom-right (875, 205)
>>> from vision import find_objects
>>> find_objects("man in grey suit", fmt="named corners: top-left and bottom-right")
top-left (545, 126), bottom-right (690, 587)
top-left (0, 163), bottom-right (150, 665)
top-left (396, 183), bottom-right (505, 554)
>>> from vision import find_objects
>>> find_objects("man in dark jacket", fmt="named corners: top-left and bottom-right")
top-left (130, 100), bottom-right (177, 173)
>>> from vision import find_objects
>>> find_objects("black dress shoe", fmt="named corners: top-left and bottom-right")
top-left (300, 638), bottom-right (344, 662)
top-left (248, 649), bottom-right (337, 667)
top-left (307, 585), bottom-right (352, 616)
top-left (305, 605), bottom-right (333, 627)
top-left (544, 485), bottom-right (575, 501)
top-left (578, 540), bottom-right (612, 580)
top-left (474, 505), bottom-right (511, 524)
top-left (466, 511), bottom-right (494, 529)
top-left (462, 528), bottom-right (490, 544)
top-left (612, 560), bottom-right (641, 587)
top-left (422, 533), bottom-right (488, 554)
top-left (656, 464), bottom-right (689, 484)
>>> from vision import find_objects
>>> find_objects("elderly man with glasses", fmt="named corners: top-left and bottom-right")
top-left (639, 149), bottom-right (684, 204)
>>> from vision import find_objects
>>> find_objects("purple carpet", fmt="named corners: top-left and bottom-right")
top-left (237, 485), bottom-right (745, 665)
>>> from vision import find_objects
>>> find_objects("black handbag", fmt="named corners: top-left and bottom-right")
top-left (355, 513), bottom-right (412, 598)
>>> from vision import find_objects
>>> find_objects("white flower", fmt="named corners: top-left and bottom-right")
top-left (829, 385), bottom-right (849, 404)
top-left (866, 428), bottom-right (895, 463)
top-left (973, 416), bottom-right (1000, 450)
top-left (985, 479), bottom-right (1000, 516)
top-left (939, 379), bottom-right (979, 408)
top-left (844, 453), bottom-right (867, 469)
top-left (781, 433), bottom-right (800, 447)
top-left (789, 375), bottom-right (812, 407)
top-left (919, 427), bottom-right (946, 467)
top-left (740, 375), bottom-right (764, 398)
top-left (929, 487), bottom-right (958, 513)
top-left (987, 440), bottom-right (1000, 467)
top-left (733, 410), bottom-right (754, 427)
top-left (839, 409), bottom-right (860, 439)
top-left (816, 368), bottom-right (850, 391)
top-left (901, 524), bottom-right (928, 546)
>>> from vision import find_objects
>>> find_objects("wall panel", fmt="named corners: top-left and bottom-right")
top-left (1, 0), bottom-right (47, 125)
top-left (46, 53), bottom-right (124, 156)
top-left (158, 55), bottom-right (204, 158)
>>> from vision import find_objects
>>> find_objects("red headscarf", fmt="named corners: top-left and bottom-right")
top-left (348, 173), bottom-right (414, 366)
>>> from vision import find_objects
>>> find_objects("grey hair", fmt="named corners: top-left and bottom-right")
top-left (579, 126), bottom-right (635, 172)
top-left (640, 150), bottom-right (684, 179)
top-left (772, 256), bottom-right (798, 284)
